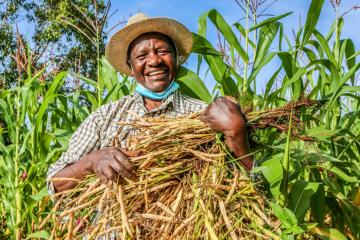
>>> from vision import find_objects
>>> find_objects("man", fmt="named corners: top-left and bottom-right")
top-left (47, 13), bottom-right (253, 194)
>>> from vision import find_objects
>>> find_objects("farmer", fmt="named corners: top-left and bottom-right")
top-left (47, 13), bottom-right (253, 194)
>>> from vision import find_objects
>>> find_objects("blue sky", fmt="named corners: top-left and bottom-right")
top-left (107, 0), bottom-right (360, 92)
top-left (109, 0), bottom-right (360, 42)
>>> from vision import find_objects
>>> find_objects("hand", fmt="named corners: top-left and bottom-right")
top-left (82, 147), bottom-right (137, 184)
top-left (201, 96), bottom-right (253, 170)
top-left (201, 96), bottom-right (246, 137)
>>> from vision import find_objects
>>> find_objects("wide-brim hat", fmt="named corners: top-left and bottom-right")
top-left (105, 13), bottom-right (193, 76)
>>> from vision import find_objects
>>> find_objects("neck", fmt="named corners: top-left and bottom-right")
top-left (143, 98), bottom-right (162, 111)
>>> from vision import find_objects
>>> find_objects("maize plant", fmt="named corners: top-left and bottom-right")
top-left (0, 0), bottom-right (359, 239)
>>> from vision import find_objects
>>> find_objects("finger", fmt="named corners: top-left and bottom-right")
top-left (99, 175), bottom-right (108, 185)
top-left (199, 113), bottom-right (207, 123)
top-left (113, 149), bottom-right (135, 171)
top-left (111, 157), bottom-right (137, 181)
top-left (93, 165), bottom-right (108, 184)
top-left (200, 104), bottom-right (212, 122)
top-left (102, 165), bottom-right (116, 182)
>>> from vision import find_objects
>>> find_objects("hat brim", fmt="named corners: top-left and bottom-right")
top-left (105, 17), bottom-right (193, 75)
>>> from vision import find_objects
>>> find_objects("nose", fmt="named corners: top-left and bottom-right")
top-left (147, 52), bottom-right (162, 66)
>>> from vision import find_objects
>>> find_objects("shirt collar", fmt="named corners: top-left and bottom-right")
top-left (133, 90), bottom-right (179, 113)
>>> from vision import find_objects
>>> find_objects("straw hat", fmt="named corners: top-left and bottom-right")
top-left (105, 13), bottom-right (193, 75)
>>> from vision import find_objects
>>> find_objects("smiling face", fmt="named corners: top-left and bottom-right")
top-left (127, 32), bottom-right (177, 92)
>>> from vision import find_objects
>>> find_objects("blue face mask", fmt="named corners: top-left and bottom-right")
top-left (135, 80), bottom-right (180, 100)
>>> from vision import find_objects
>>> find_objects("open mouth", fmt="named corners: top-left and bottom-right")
top-left (146, 69), bottom-right (168, 77)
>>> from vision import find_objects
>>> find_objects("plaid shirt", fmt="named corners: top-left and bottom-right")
top-left (47, 90), bottom-right (207, 195)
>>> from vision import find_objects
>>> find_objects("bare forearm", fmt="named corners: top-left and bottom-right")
top-left (52, 156), bottom-right (93, 193)
top-left (225, 132), bottom-right (253, 170)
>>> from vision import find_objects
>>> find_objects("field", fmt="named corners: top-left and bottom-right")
top-left (0, 0), bottom-right (359, 239)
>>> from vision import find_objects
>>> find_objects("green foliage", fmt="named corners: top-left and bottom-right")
top-left (0, 0), bottom-right (359, 239)
top-left (0, 55), bottom-right (133, 238)
top-left (0, 0), bottom-right (109, 88)
top-left (193, 0), bottom-right (360, 238)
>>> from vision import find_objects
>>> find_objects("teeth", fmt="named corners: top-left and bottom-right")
top-left (148, 70), bottom-right (165, 76)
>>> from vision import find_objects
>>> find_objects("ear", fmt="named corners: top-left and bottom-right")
top-left (128, 61), bottom-right (135, 77)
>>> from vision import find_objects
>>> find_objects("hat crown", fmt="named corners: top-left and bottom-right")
top-left (127, 13), bottom-right (150, 26)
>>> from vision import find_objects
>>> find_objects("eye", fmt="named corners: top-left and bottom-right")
top-left (135, 54), bottom-right (147, 61)
top-left (158, 49), bottom-right (171, 55)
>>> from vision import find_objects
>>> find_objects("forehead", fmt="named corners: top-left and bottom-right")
top-left (128, 33), bottom-right (174, 53)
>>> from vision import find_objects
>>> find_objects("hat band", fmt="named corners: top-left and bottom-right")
top-left (135, 80), bottom-right (180, 100)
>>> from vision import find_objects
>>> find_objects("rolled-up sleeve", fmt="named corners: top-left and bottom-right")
top-left (47, 111), bottom-right (102, 195)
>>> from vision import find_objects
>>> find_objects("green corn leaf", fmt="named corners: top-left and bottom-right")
top-left (270, 202), bottom-right (298, 229)
top-left (0, 99), bottom-right (16, 141)
top-left (81, 90), bottom-right (98, 110)
top-left (249, 52), bottom-right (277, 84)
top-left (279, 23), bottom-right (284, 51)
top-left (64, 95), bottom-right (90, 118)
top-left (264, 66), bottom-right (282, 103)
top-left (303, 47), bottom-right (318, 62)
top-left (99, 56), bottom-right (119, 90)
top-left (344, 39), bottom-right (356, 79)
top-left (35, 72), bottom-right (67, 131)
top-left (72, 72), bottom-right (97, 87)
top-left (337, 62), bottom-right (360, 90)
top-left (313, 30), bottom-right (337, 66)
top-left (103, 82), bottom-right (125, 104)
top-left (310, 59), bottom-right (340, 89)
top-left (201, 9), bottom-right (249, 63)
top-left (192, 33), bottom-right (222, 56)
top-left (323, 162), bottom-right (359, 183)
top-left (192, 34), bottom-right (238, 97)
top-left (19, 86), bottom-right (30, 126)
top-left (176, 66), bottom-right (212, 103)
top-left (281, 113), bottom-right (292, 201)
top-left (24, 67), bottom-right (46, 86)
top-left (325, 19), bottom-right (337, 41)
top-left (233, 23), bottom-right (256, 49)
top-left (19, 128), bottom-right (33, 156)
top-left (327, 62), bottom-right (360, 107)
top-left (251, 22), bottom-right (280, 76)
top-left (45, 147), bottom-right (67, 163)
top-left (310, 184), bottom-right (325, 224)
top-left (288, 180), bottom-right (319, 222)
top-left (278, 52), bottom-right (297, 78)
top-left (221, 68), bottom-right (240, 97)
top-left (249, 12), bottom-right (292, 31)
top-left (35, 93), bottom-right (59, 132)
top-left (191, 34), bottom-right (225, 82)
top-left (306, 40), bottom-right (324, 58)
top-left (228, 65), bottom-right (244, 88)
top-left (30, 187), bottom-right (48, 202)
top-left (277, 51), bottom-right (303, 99)
top-left (0, 139), bottom-right (11, 159)
top-left (302, 0), bottom-right (325, 44)
top-left (259, 154), bottom-right (283, 201)
top-left (310, 227), bottom-right (347, 240)
top-left (267, 67), bottom-right (307, 103)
